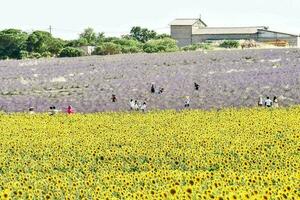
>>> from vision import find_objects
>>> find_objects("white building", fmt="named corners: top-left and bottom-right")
top-left (170, 18), bottom-right (299, 47)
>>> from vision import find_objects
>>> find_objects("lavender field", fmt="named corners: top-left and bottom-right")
top-left (1, 48), bottom-right (300, 113)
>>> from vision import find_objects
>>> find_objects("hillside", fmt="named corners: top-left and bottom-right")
top-left (0, 48), bottom-right (300, 112)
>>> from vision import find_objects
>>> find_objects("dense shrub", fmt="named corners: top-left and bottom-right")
top-left (182, 43), bottom-right (213, 51)
top-left (219, 40), bottom-right (240, 48)
top-left (19, 50), bottom-right (29, 59)
top-left (59, 47), bottom-right (84, 57)
top-left (143, 38), bottom-right (179, 53)
top-left (29, 52), bottom-right (42, 59)
top-left (94, 42), bottom-right (122, 55)
top-left (19, 51), bottom-right (43, 59)
top-left (41, 51), bottom-right (53, 58)
top-left (112, 39), bottom-right (142, 54)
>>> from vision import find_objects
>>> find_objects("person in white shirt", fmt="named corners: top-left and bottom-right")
top-left (264, 97), bottom-right (273, 108)
top-left (184, 96), bottom-right (190, 108)
top-left (273, 96), bottom-right (279, 108)
top-left (133, 100), bottom-right (139, 111)
top-left (140, 102), bottom-right (147, 112)
top-left (49, 106), bottom-right (60, 115)
top-left (129, 99), bottom-right (135, 110)
top-left (258, 96), bottom-right (263, 107)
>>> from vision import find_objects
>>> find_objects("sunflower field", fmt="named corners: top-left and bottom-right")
top-left (0, 107), bottom-right (299, 199)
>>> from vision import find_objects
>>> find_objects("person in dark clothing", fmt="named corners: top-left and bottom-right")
top-left (151, 83), bottom-right (155, 93)
top-left (111, 94), bottom-right (117, 102)
top-left (158, 87), bottom-right (164, 94)
top-left (29, 107), bottom-right (35, 115)
top-left (194, 82), bottom-right (199, 91)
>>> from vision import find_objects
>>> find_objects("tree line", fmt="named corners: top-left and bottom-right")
top-left (0, 27), bottom-right (178, 59)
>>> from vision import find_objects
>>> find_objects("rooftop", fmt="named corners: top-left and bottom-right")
top-left (170, 18), bottom-right (207, 26)
top-left (193, 26), bottom-right (268, 35)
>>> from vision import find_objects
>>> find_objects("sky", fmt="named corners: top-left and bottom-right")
top-left (0, 0), bottom-right (299, 39)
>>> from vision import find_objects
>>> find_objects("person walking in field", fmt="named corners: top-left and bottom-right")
top-left (273, 96), bottom-right (279, 108)
top-left (151, 83), bottom-right (156, 94)
top-left (49, 106), bottom-right (60, 116)
top-left (28, 107), bottom-right (35, 115)
top-left (130, 99), bottom-right (135, 110)
top-left (194, 82), bottom-right (200, 91)
top-left (264, 97), bottom-right (273, 108)
top-left (158, 87), bottom-right (164, 94)
top-left (133, 100), bottom-right (139, 111)
top-left (67, 105), bottom-right (75, 114)
top-left (184, 96), bottom-right (190, 108)
top-left (111, 94), bottom-right (117, 102)
top-left (258, 96), bottom-right (264, 107)
top-left (140, 102), bottom-right (147, 112)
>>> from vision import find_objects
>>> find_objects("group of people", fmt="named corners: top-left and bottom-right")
top-left (28, 105), bottom-right (75, 115)
top-left (151, 83), bottom-right (164, 94)
top-left (110, 94), bottom-right (147, 112)
top-left (25, 83), bottom-right (281, 114)
top-left (258, 96), bottom-right (279, 108)
top-left (129, 99), bottom-right (147, 112)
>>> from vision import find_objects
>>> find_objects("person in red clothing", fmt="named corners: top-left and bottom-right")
top-left (67, 105), bottom-right (74, 114)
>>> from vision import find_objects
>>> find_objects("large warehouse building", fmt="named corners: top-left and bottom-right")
top-left (170, 18), bottom-right (300, 47)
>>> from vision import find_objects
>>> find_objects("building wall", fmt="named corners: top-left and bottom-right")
top-left (171, 25), bottom-right (192, 47)
top-left (192, 34), bottom-right (257, 43)
top-left (192, 21), bottom-right (206, 29)
top-left (191, 32), bottom-right (298, 47)
top-left (257, 30), bottom-right (298, 46)
top-left (171, 25), bottom-right (298, 47)
top-left (79, 46), bottom-right (96, 56)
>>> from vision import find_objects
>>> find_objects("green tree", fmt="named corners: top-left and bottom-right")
top-left (96, 32), bottom-right (105, 44)
top-left (0, 29), bottom-right (28, 59)
top-left (48, 38), bottom-right (65, 55)
top-left (66, 38), bottom-right (89, 47)
top-left (130, 26), bottom-right (157, 43)
top-left (26, 31), bottom-right (63, 55)
top-left (156, 33), bottom-right (171, 39)
top-left (79, 28), bottom-right (97, 45)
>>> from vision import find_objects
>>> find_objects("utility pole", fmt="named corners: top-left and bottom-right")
top-left (49, 25), bottom-right (52, 34)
